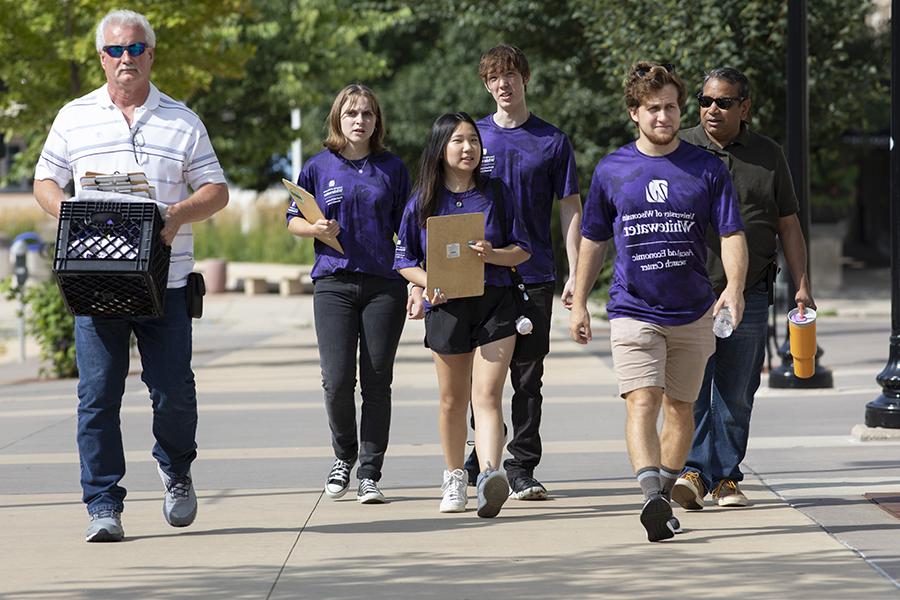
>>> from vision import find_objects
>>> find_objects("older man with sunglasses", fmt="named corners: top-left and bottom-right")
top-left (672, 67), bottom-right (814, 511)
top-left (33, 10), bottom-right (228, 542)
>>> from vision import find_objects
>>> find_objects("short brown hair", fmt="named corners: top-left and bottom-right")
top-left (479, 44), bottom-right (531, 83)
top-left (624, 62), bottom-right (687, 110)
top-left (324, 84), bottom-right (386, 154)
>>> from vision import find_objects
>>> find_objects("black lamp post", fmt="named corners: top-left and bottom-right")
top-left (769, 0), bottom-right (834, 389)
top-left (865, 0), bottom-right (900, 429)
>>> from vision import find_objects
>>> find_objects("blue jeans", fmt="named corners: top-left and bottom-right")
top-left (313, 273), bottom-right (406, 482)
top-left (75, 287), bottom-right (196, 514)
top-left (684, 281), bottom-right (769, 492)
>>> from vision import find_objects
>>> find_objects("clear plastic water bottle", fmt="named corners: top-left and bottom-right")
top-left (515, 315), bottom-right (533, 335)
top-left (712, 307), bottom-right (734, 338)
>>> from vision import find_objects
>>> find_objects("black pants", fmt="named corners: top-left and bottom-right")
top-left (503, 281), bottom-right (554, 478)
top-left (313, 273), bottom-right (407, 482)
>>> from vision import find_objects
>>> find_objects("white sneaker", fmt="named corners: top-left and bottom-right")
top-left (440, 469), bottom-right (468, 513)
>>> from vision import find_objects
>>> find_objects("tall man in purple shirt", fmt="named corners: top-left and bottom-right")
top-left (569, 62), bottom-right (748, 542)
top-left (467, 45), bottom-right (582, 500)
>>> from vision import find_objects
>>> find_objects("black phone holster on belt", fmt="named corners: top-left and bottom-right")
top-left (766, 261), bottom-right (779, 306)
top-left (186, 272), bottom-right (206, 318)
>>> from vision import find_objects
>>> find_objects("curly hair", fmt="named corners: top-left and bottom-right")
top-left (624, 62), bottom-right (687, 110)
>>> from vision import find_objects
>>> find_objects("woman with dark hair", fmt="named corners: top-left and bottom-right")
top-left (287, 84), bottom-right (410, 504)
top-left (394, 112), bottom-right (531, 518)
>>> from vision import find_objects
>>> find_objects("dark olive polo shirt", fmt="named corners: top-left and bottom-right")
top-left (680, 123), bottom-right (799, 294)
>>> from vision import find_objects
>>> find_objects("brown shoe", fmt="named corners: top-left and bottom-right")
top-left (672, 471), bottom-right (706, 510)
top-left (711, 479), bottom-right (749, 507)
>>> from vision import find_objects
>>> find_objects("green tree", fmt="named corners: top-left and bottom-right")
top-left (189, 0), bottom-right (412, 190)
top-left (0, 0), bottom-right (252, 185)
top-left (371, 0), bottom-right (887, 206)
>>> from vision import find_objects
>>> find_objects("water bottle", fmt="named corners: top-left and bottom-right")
top-left (712, 307), bottom-right (734, 338)
top-left (515, 315), bottom-right (533, 335)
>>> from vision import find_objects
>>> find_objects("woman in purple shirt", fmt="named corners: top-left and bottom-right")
top-left (286, 84), bottom-right (410, 505)
top-left (394, 112), bottom-right (530, 518)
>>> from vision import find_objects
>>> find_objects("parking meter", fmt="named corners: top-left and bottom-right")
top-left (10, 232), bottom-right (44, 288)
top-left (11, 238), bottom-right (28, 287)
top-left (10, 232), bottom-right (43, 364)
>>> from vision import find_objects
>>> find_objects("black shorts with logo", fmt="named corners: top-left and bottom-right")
top-left (424, 285), bottom-right (517, 355)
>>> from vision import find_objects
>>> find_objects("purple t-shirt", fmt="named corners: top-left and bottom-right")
top-left (582, 141), bottom-right (744, 325)
top-left (477, 114), bottom-right (579, 284)
top-left (393, 181), bottom-right (531, 290)
top-left (287, 149), bottom-right (410, 279)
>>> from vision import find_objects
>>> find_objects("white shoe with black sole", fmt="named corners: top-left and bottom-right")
top-left (325, 458), bottom-right (354, 499)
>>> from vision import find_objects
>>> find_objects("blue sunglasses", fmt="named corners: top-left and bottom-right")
top-left (102, 42), bottom-right (148, 58)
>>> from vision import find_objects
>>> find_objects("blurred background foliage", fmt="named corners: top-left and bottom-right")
top-left (0, 0), bottom-right (890, 267)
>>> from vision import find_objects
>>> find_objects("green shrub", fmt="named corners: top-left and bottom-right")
top-left (1, 276), bottom-right (77, 378)
top-left (193, 204), bottom-right (315, 264)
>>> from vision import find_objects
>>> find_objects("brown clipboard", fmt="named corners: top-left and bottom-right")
top-left (425, 212), bottom-right (485, 300)
top-left (281, 178), bottom-right (345, 254)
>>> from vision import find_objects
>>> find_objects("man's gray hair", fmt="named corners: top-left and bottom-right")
top-left (95, 10), bottom-right (156, 52)
top-left (704, 67), bottom-right (750, 99)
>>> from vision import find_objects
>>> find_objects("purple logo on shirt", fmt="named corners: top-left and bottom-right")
top-left (645, 179), bottom-right (669, 203)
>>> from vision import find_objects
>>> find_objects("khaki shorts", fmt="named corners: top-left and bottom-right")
top-left (608, 306), bottom-right (715, 402)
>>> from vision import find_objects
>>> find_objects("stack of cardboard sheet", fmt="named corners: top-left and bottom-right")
top-left (80, 171), bottom-right (155, 199)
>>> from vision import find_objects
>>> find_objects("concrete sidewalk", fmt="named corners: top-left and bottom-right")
top-left (1, 286), bottom-right (900, 598)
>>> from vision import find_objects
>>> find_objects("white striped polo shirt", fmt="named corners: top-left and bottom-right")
top-left (35, 83), bottom-right (226, 288)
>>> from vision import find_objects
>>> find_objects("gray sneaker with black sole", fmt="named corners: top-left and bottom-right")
top-left (158, 464), bottom-right (197, 527)
top-left (476, 467), bottom-right (509, 518)
top-left (85, 509), bottom-right (124, 542)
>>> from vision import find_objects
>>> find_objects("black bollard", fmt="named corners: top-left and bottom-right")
top-left (865, 0), bottom-right (900, 428)
top-left (769, 0), bottom-right (833, 389)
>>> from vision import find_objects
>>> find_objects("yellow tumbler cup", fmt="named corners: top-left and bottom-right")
top-left (788, 307), bottom-right (817, 378)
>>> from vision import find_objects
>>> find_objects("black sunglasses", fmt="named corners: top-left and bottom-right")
top-left (102, 42), bottom-right (148, 58)
top-left (635, 63), bottom-right (675, 78)
top-left (697, 93), bottom-right (745, 109)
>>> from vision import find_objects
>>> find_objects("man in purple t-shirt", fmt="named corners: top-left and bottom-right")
top-left (465, 45), bottom-right (582, 500)
top-left (569, 62), bottom-right (748, 542)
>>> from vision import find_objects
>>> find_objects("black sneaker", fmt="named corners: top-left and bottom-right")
top-left (357, 478), bottom-right (386, 504)
top-left (509, 475), bottom-right (548, 500)
top-left (640, 493), bottom-right (675, 542)
top-left (464, 446), bottom-right (480, 487)
top-left (324, 458), bottom-right (354, 499)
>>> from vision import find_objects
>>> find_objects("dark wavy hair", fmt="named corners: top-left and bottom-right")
top-left (413, 112), bottom-right (485, 227)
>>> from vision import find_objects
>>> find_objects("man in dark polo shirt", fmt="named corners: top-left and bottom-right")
top-left (672, 67), bottom-right (815, 510)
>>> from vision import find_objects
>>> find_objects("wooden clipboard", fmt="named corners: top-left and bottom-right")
top-left (282, 178), bottom-right (344, 254)
top-left (425, 212), bottom-right (485, 299)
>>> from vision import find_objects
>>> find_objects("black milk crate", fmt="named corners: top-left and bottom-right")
top-left (53, 200), bottom-right (171, 317)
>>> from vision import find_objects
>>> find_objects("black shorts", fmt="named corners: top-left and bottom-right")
top-left (425, 286), bottom-right (517, 355)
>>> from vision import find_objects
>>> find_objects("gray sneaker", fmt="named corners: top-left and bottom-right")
top-left (476, 464), bottom-right (509, 518)
top-left (157, 464), bottom-right (197, 527)
top-left (85, 509), bottom-right (124, 542)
